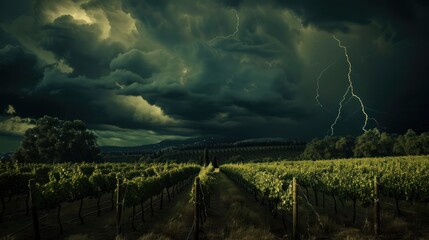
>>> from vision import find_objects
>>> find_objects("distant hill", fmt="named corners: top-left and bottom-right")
top-left (100, 136), bottom-right (305, 153)
top-left (100, 136), bottom-right (239, 153)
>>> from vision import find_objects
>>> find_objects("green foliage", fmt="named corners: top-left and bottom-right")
top-left (354, 129), bottom-right (384, 157)
top-left (335, 136), bottom-right (355, 158)
top-left (0, 162), bottom-right (200, 211)
top-left (221, 156), bottom-right (429, 210)
top-left (303, 128), bottom-right (429, 160)
top-left (221, 164), bottom-right (293, 211)
top-left (393, 129), bottom-right (429, 156)
top-left (13, 116), bottom-right (100, 163)
top-left (303, 136), bottom-right (342, 159)
top-left (190, 163), bottom-right (215, 204)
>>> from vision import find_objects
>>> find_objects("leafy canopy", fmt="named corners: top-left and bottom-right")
top-left (14, 116), bottom-right (100, 163)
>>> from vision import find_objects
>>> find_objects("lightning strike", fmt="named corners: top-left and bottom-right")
top-left (209, 9), bottom-right (240, 43)
top-left (315, 61), bottom-right (336, 108)
top-left (329, 35), bottom-right (371, 135)
top-left (115, 82), bottom-right (125, 89)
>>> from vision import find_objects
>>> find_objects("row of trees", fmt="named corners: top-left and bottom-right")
top-left (303, 128), bottom-right (429, 160)
top-left (14, 116), bottom-right (100, 163)
top-left (12, 115), bottom-right (427, 163)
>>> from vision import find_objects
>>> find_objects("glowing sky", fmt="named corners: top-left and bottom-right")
top-left (1, 0), bottom-right (428, 150)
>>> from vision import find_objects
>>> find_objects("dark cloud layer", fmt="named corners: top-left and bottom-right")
top-left (0, 0), bottom-right (428, 148)
top-left (41, 15), bottom-right (124, 78)
top-left (0, 45), bottom-right (42, 92)
top-left (279, 0), bottom-right (429, 42)
top-left (227, 0), bottom-right (429, 41)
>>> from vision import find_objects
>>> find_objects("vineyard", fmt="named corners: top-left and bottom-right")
top-left (1, 155), bottom-right (428, 239)
top-left (221, 155), bottom-right (429, 239)
top-left (0, 162), bottom-right (200, 239)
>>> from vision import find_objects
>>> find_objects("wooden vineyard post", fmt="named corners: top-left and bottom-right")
top-left (374, 176), bottom-right (380, 235)
top-left (132, 204), bottom-right (136, 231)
top-left (292, 177), bottom-right (298, 240)
top-left (29, 179), bottom-right (41, 240)
top-left (57, 204), bottom-right (63, 235)
top-left (194, 177), bottom-right (200, 240)
top-left (78, 198), bottom-right (84, 224)
top-left (1, 196), bottom-right (5, 222)
top-left (97, 193), bottom-right (101, 216)
top-left (116, 175), bottom-right (123, 237)
top-left (322, 192), bottom-right (325, 208)
top-left (150, 196), bottom-right (154, 216)
top-left (159, 188), bottom-right (164, 210)
top-left (141, 200), bottom-right (145, 223)
top-left (111, 191), bottom-right (115, 210)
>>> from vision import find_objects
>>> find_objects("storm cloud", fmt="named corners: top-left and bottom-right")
top-left (0, 0), bottom-right (428, 148)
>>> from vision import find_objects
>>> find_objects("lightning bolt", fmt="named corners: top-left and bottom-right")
top-left (315, 61), bottom-right (336, 108)
top-left (209, 9), bottom-right (240, 44)
top-left (115, 82), bottom-right (125, 89)
top-left (329, 35), bottom-right (371, 136)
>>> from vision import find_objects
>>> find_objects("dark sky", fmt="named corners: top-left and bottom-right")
top-left (1, 0), bottom-right (428, 150)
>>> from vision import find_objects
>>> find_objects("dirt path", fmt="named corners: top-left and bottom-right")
top-left (137, 188), bottom-right (195, 240)
top-left (138, 169), bottom-right (287, 240)
top-left (200, 170), bottom-right (286, 240)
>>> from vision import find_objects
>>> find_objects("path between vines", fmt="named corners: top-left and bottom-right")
top-left (199, 169), bottom-right (286, 239)
top-left (141, 169), bottom-right (286, 240)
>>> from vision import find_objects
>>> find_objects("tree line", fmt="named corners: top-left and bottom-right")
top-left (303, 128), bottom-right (429, 160)
top-left (11, 115), bottom-right (428, 163)
top-left (13, 116), bottom-right (100, 163)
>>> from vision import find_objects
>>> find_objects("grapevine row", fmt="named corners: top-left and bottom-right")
top-left (221, 156), bottom-right (429, 221)
top-left (0, 162), bottom-right (200, 236)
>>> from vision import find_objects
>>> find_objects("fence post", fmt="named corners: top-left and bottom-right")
top-left (374, 176), bottom-right (380, 235)
top-left (116, 175), bottom-right (123, 237)
top-left (29, 179), bottom-right (41, 240)
top-left (292, 177), bottom-right (298, 240)
top-left (194, 177), bottom-right (200, 240)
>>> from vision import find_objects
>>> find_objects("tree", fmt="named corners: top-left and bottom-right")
top-left (378, 132), bottom-right (395, 156)
top-left (353, 128), bottom-right (382, 157)
top-left (322, 136), bottom-right (341, 159)
top-left (393, 134), bottom-right (406, 155)
top-left (302, 136), bottom-right (340, 160)
top-left (302, 138), bottom-right (326, 160)
top-left (393, 129), bottom-right (428, 156)
top-left (335, 136), bottom-right (355, 158)
top-left (14, 116), bottom-right (100, 163)
top-left (403, 129), bottom-right (421, 155)
top-left (419, 132), bottom-right (429, 154)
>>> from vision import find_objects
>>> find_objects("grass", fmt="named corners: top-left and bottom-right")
top-left (66, 234), bottom-right (91, 240)
top-left (201, 171), bottom-right (281, 240)
top-left (0, 235), bottom-right (15, 240)
top-left (138, 233), bottom-right (171, 240)
top-left (227, 226), bottom-right (277, 240)
top-left (138, 187), bottom-right (194, 240)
